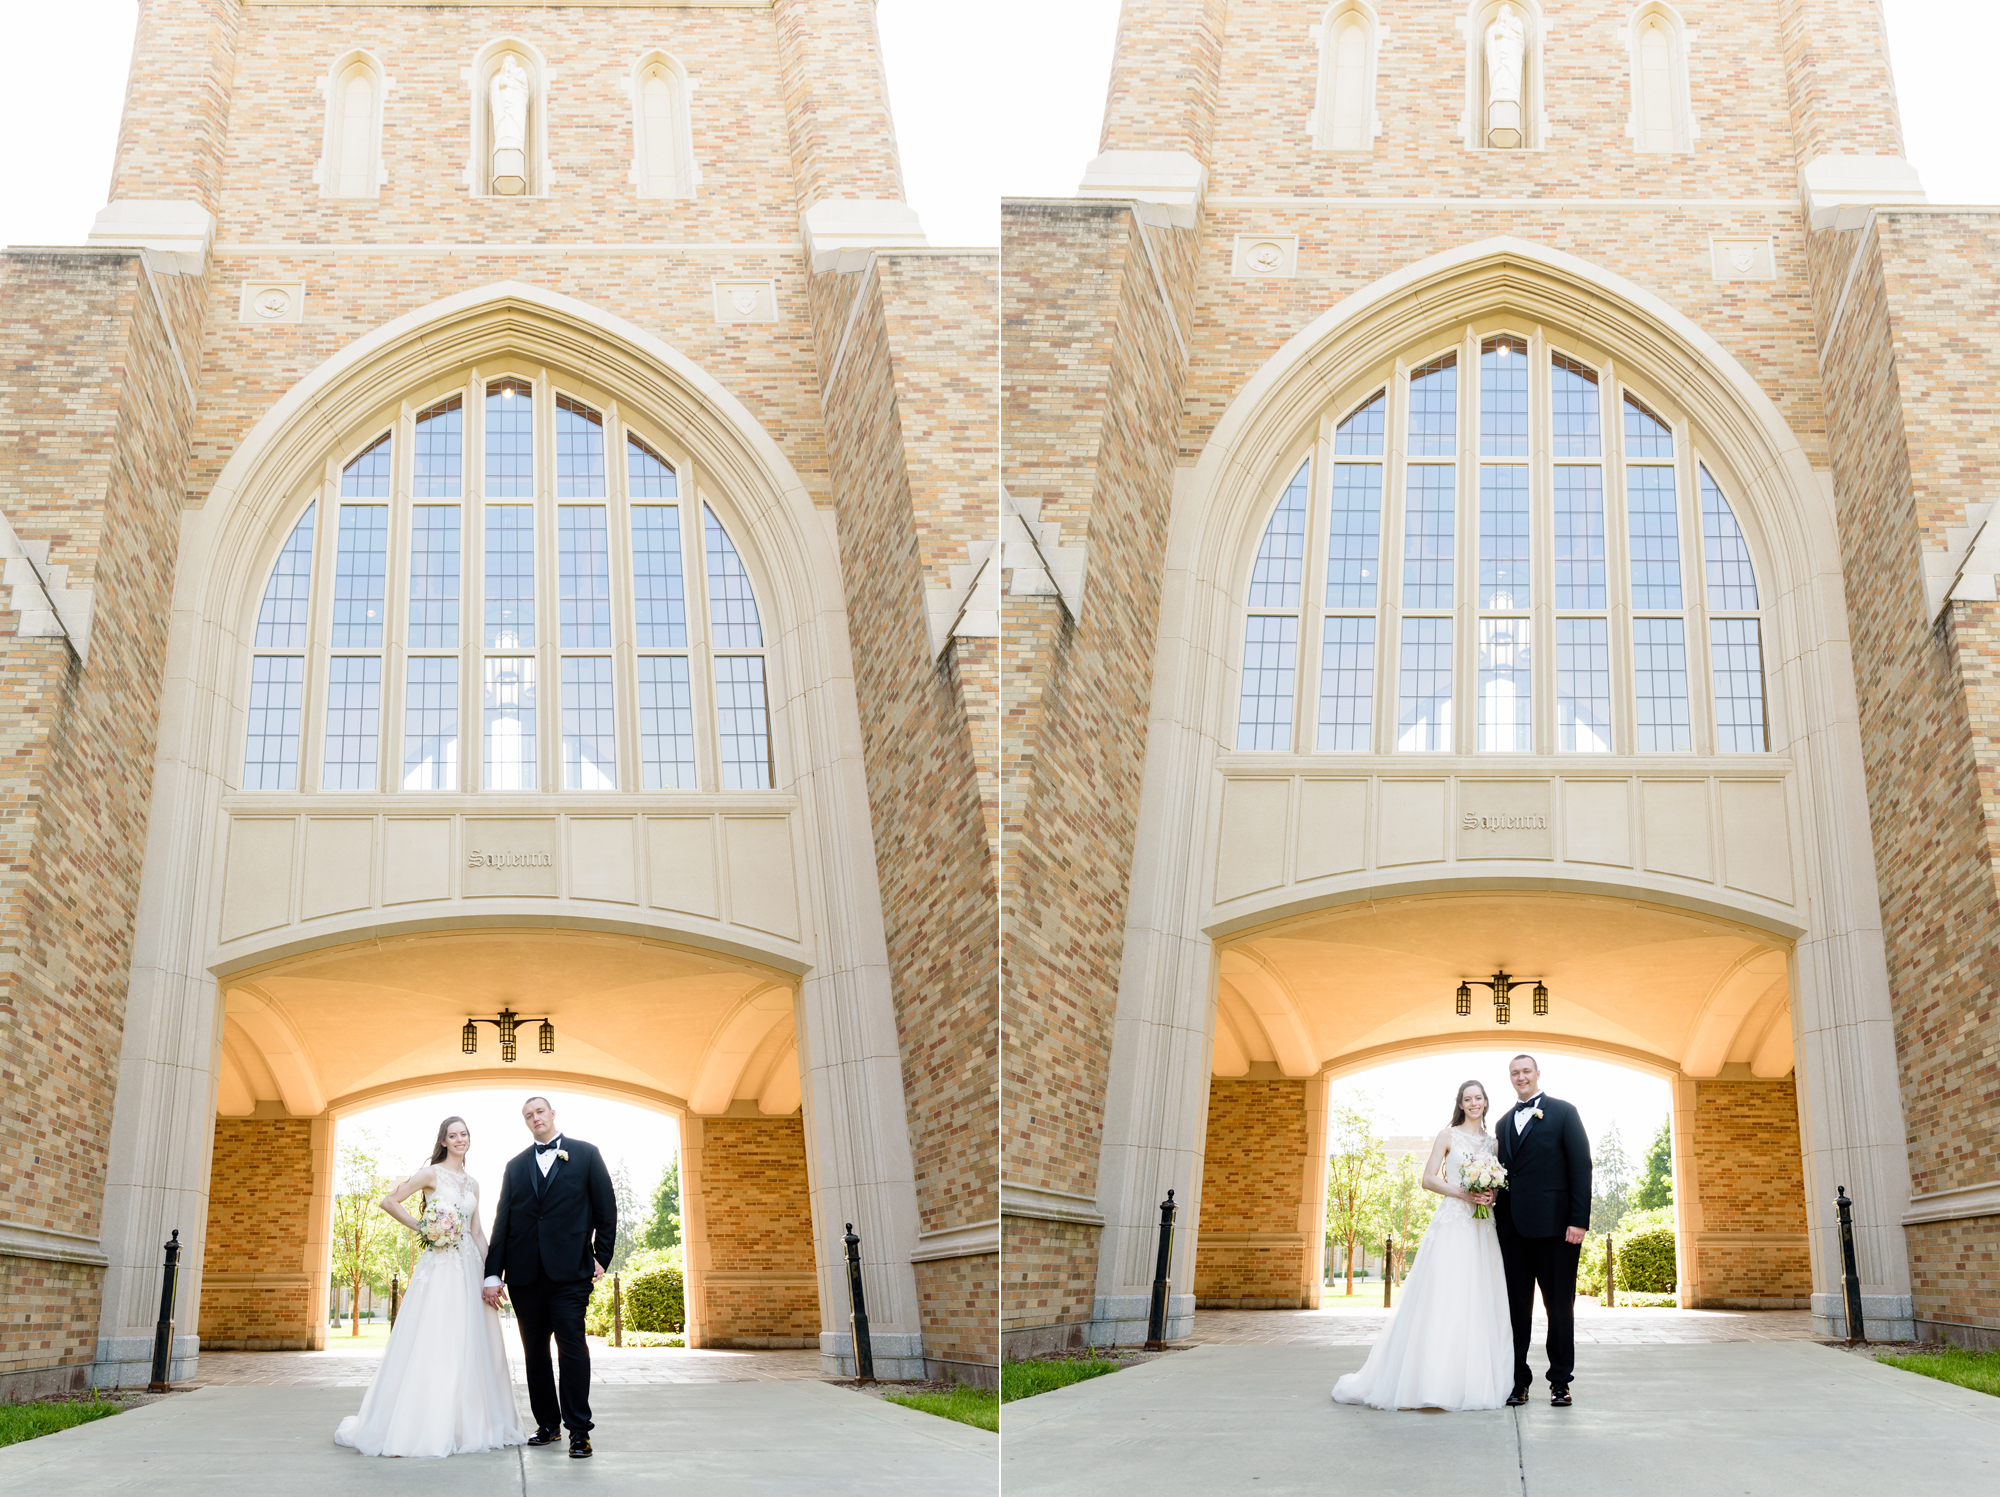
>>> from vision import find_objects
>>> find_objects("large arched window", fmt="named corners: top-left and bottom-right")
top-left (243, 372), bottom-right (775, 794)
top-left (1235, 332), bottom-right (1769, 756)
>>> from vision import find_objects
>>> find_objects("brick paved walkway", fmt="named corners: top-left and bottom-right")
top-left (1183, 1302), bottom-right (1817, 1346)
top-left (191, 1336), bottom-right (825, 1387)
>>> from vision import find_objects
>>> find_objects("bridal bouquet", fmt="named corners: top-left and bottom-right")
top-left (418, 1199), bottom-right (464, 1253)
top-left (1460, 1159), bottom-right (1508, 1220)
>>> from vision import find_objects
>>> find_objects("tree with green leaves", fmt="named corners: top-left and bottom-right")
top-left (329, 1133), bottom-right (398, 1337)
top-left (1588, 1121), bottom-right (1633, 1236)
top-left (1325, 1099), bottom-right (1387, 1296)
top-left (640, 1157), bottom-right (681, 1253)
top-left (1631, 1117), bottom-right (1673, 1212)
top-left (608, 1158), bottom-right (644, 1273)
top-left (1372, 1154), bottom-right (1435, 1284)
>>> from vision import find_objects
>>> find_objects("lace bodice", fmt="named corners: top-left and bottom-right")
top-left (418, 1166), bottom-right (480, 1257)
top-left (1433, 1126), bottom-right (1498, 1222)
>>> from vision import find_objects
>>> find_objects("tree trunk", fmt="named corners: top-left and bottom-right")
top-left (351, 1224), bottom-right (362, 1338)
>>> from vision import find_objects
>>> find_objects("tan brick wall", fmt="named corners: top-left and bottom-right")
top-left (1193, 1079), bottom-right (1313, 1308)
top-left (198, 1118), bottom-right (315, 1347)
top-left (1906, 1219), bottom-right (2000, 1348)
top-left (1001, 1217), bottom-right (1098, 1352)
top-left (1687, 1078), bottom-right (1811, 1305)
top-left (694, 1115), bottom-right (819, 1345)
top-left (914, 1253), bottom-right (998, 1384)
top-left (0, 1259), bottom-right (100, 1400)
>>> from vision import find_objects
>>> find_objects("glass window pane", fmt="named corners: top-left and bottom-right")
top-left (330, 505), bottom-right (388, 648)
top-left (1403, 465), bottom-right (1456, 608)
top-left (558, 506), bottom-right (612, 648)
top-left (482, 656), bottom-right (537, 790)
top-left (1408, 355), bottom-right (1458, 458)
top-left (639, 656), bottom-right (697, 790)
top-left (1553, 467), bottom-right (1607, 609)
top-left (704, 506), bottom-right (764, 648)
top-left (1627, 465), bottom-right (1683, 609)
top-left (1712, 618), bottom-right (1768, 752)
top-left (1235, 615), bottom-right (1297, 750)
top-left (1476, 617), bottom-right (1531, 751)
top-left (556, 396), bottom-right (607, 498)
top-left (341, 433), bottom-right (391, 497)
top-left (561, 656), bottom-right (618, 790)
top-left (1633, 617), bottom-right (1691, 751)
top-left (632, 506), bottom-right (688, 648)
top-left (1397, 617), bottom-right (1453, 752)
top-left (1249, 463), bottom-right (1309, 609)
top-left (485, 379), bottom-right (534, 496)
top-left (413, 398), bottom-right (462, 498)
top-left (715, 655), bottom-right (773, 790)
top-left (1334, 391), bottom-right (1385, 456)
top-left (322, 656), bottom-right (381, 790)
top-left (244, 656), bottom-right (303, 790)
top-left (1700, 466), bottom-right (1760, 609)
top-left (1552, 356), bottom-right (1601, 458)
top-left (1556, 618), bottom-right (1612, 753)
top-left (1480, 337), bottom-right (1529, 457)
top-left (1325, 464), bottom-right (1382, 609)
top-left (628, 436), bottom-right (679, 498)
top-left (408, 506), bottom-right (460, 649)
top-left (1624, 394), bottom-right (1673, 459)
top-left (484, 505), bottom-right (535, 648)
top-left (402, 656), bottom-right (459, 791)
top-left (1478, 466), bottom-right (1530, 609)
top-left (254, 505), bottom-right (316, 649)
top-left (1317, 616), bottom-right (1375, 751)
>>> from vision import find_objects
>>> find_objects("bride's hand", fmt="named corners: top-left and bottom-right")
top-left (1468, 1190), bottom-right (1496, 1206)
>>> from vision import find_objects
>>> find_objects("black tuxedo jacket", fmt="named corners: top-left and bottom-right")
top-left (483, 1135), bottom-right (617, 1288)
top-left (1494, 1095), bottom-right (1592, 1241)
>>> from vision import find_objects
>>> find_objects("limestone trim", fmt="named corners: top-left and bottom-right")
top-left (1901, 1182), bottom-right (2000, 1228)
top-left (1622, 2), bottom-right (1697, 154)
top-left (0, 1223), bottom-right (109, 1268)
top-left (910, 1219), bottom-right (1002, 1262)
top-left (1000, 1184), bottom-right (1105, 1227)
top-left (1206, 198), bottom-right (1800, 209)
top-left (100, 282), bottom-right (924, 1379)
top-left (1094, 236), bottom-right (1909, 1338)
top-left (1308, 2), bottom-right (1384, 152)
top-left (1459, 0), bottom-right (1549, 151)
top-left (464, 38), bottom-right (553, 199)
top-left (315, 50), bottom-right (391, 200)
top-left (625, 51), bottom-right (701, 200)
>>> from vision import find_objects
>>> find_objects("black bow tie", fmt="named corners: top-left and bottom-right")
top-left (1514, 1101), bottom-right (1536, 1112)
top-left (536, 1141), bottom-right (560, 1153)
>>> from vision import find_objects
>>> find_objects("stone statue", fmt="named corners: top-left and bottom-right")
top-left (489, 56), bottom-right (530, 194)
top-left (1484, 3), bottom-right (1526, 149)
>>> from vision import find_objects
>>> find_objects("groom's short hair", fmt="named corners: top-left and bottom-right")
top-left (522, 1094), bottom-right (553, 1112)
top-left (1510, 1053), bottom-right (1538, 1068)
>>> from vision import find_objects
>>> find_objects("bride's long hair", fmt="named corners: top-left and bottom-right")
top-left (1450, 1081), bottom-right (1490, 1128)
top-left (429, 1115), bottom-right (470, 1166)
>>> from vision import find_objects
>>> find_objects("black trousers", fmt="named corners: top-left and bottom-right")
top-left (1499, 1232), bottom-right (1581, 1388)
top-left (509, 1276), bottom-right (595, 1433)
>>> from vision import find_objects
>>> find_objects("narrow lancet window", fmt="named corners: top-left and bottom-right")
top-left (1313, 4), bottom-right (1378, 151)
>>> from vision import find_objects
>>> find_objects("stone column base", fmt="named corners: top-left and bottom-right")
top-left (90, 1333), bottom-right (199, 1388)
top-left (819, 1330), bottom-right (926, 1381)
top-left (1086, 1293), bottom-right (1195, 1347)
top-left (0, 1361), bottom-right (89, 1404)
top-left (1813, 1292), bottom-right (1915, 1340)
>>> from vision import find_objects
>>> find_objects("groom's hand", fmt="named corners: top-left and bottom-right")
top-left (1565, 1226), bottom-right (1586, 1245)
top-left (483, 1285), bottom-right (505, 1307)
top-left (593, 1261), bottom-right (606, 1282)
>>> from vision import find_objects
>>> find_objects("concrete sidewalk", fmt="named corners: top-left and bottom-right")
top-left (1002, 1341), bottom-right (2000, 1496)
top-left (0, 1380), bottom-right (996, 1496)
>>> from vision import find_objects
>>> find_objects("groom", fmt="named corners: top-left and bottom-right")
top-left (1494, 1053), bottom-right (1592, 1408)
top-left (483, 1095), bottom-right (617, 1458)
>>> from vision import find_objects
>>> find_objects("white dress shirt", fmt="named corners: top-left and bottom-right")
top-left (1513, 1094), bottom-right (1543, 1134)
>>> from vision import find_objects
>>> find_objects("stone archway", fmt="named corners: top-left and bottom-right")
top-left (1190, 889), bottom-right (1811, 1317)
top-left (196, 925), bottom-right (820, 1356)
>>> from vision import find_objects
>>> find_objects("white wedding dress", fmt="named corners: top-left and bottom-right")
top-left (334, 1167), bottom-right (527, 1457)
top-left (1331, 1125), bottom-right (1512, 1411)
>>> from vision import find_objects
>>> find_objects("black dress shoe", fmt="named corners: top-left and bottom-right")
top-left (1505, 1385), bottom-right (1531, 1407)
top-left (569, 1433), bottom-right (593, 1459)
top-left (1551, 1386), bottom-right (1572, 1407)
top-left (526, 1427), bottom-right (561, 1446)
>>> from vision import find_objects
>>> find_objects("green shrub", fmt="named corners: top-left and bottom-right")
top-left (1576, 1232), bottom-right (1607, 1296)
top-left (1615, 1223), bottom-right (1677, 1293)
top-left (585, 1248), bottom-right (684, 1336)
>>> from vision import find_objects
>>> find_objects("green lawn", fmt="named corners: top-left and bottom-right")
top-left (1001, 1356), bottom-right (1124, 1403)
top-left (1877, 1346), bottom-right (2000, 1398)
top-left (323, 1323), bottom-right (393, 1345)
top-left (884, 1386), bottom-right (999, 1432)
top-left (0, 1395), bottom-right (123, 1449)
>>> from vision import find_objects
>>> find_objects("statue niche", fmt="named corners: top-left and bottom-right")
top-left (489, 55), bottom-right (531, 195)
top-left (1483, 3), bottom-right (1526, 149)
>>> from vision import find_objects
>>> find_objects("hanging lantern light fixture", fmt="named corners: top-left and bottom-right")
top-left (1452, 970), bottom-right (1549, 1027)
top-left (459, 1007), bottom-right (555, 1063)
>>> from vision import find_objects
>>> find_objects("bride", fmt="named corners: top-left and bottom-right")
top-left (1331, 1081), bottom-right (1512, 1411)
top-left (334, 1116), bottom-right (527, 1457)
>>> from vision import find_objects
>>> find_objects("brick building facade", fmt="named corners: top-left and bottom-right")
top-left (0, 0), bottom-right (995, 1399)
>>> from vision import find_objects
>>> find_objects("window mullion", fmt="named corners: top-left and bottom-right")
top-left (1298, 429), bottom-right (1332, 752)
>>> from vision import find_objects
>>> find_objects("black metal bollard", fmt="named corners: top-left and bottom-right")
top-left (843, 1223), bottom-right (874, 1381)
top-left (612, 1272), bottom-right (623, 1348)
top-left (390, 1273), bottom-right (400, 1327)
top-left (1382, 1235), bottom-right (1394, 1308)
top-left (148, 1230), bottom-right (183, 1392)
top-left (1144, 1190), bottom-right (1178, 1350)
top-left (1605, 1237), bottom-right (1617, 1308)
top-left (1836, 1186), bottom-right (1867, 1344)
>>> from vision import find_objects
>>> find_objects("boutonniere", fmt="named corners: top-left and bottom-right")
top-left (556, 1150), bottom-right (570, 1162)
top-left (1532, 1109), bottom-right (1544, 1120)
